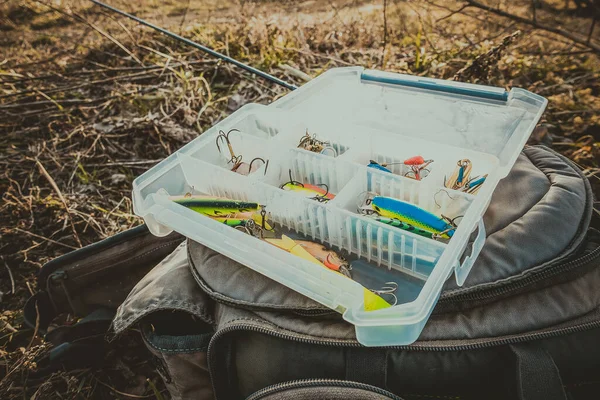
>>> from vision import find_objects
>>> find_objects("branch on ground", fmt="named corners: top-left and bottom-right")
top-left (463, 0), bottom-right (600, 54)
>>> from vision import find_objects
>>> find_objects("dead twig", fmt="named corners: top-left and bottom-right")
top-left (2, 257), bottom-right (15, 295)
top-left (83, 159), bottom-right (164, 167)
top-left (94, 378), bottom-right (159, 398)
top-left (13, 228), bottom-right (79, 251)
top-left (436, 3), bottom-right (470, 22)
top-left (35, 160), bottom-right (82, 248)
top-left (454, 30), bottom-right (522, 82)
top-left (0, 320), bottom-right (17, 334)
top-left (382, 0), bottom-right (388, 49)
top-left (463, 0), bottom-right (600, 53)
top-left (35, 0), bottom-right (144, 65)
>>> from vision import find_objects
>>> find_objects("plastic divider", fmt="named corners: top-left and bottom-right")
top-left (333, 168), bottom-right (474, 221)
top-left (185, 131), bottom-right (274, 176)
top-left (339, 131), bottom-right (499, 190)
top-left (326, 208), bottom-right (445, 281)
top-left (262, 148), bottom-right (358, 198)
top-left (175, 152), bottom-right (439, 294)
top-left (272, 119), bottom-right (356, 158)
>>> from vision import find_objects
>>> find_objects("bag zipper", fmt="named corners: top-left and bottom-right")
top-left (246, 378), bottom-right (404, 400)
top-left (439, 234), bottom-right (600, 305)
top-left (208, 315), bottom-right (600, 398)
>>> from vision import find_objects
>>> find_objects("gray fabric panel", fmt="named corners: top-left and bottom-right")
top-left (215, 307), bottom-right (600, 400)
top-left (112, 242), bottom-right (213, 334)
top-left (142, 336), bottom-right (214, 400)
top-left (188, 240), bottom-right (326, 311)
top-left (422, 262), bottom-right (600, 340)
top-left (212, 302), bottom-right (352, 342)
top-left (443, 146), bottom-right (591, 293)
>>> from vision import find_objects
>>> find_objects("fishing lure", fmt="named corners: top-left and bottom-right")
top-left (360, 196), bottom-right (456, 238)
top-left (294, 240), bottom-right (352, 278)
top-left (212, 217), bottom-right (248, 227)
top-left (462, 174), bottom-right (487, 195)
top-left (280, 170), bottom-right (335, 202)
top-left (211, 211), bottom-right (270, 229)
top-left (172, 195), bottom-right (260, 217)
top-left (367, 160), bottom-right (392, 173)
top-left (297, 131), bottom-right (337, 157)
top-left (445, 159), bottom-right (472, 190)
top-left (372, 216), bottom-right (443, 240)
top-left (216, 129), bottom-right (269, 175)
top-left (266, 235), bottom-right (391, 311)
top-left (367, 156), bottom-right (433, 181)
top-left (404, 156), bottom-right (433, 181)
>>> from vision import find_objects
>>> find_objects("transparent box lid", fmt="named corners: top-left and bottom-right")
top-left (272, 67), bottom-right (547, 178)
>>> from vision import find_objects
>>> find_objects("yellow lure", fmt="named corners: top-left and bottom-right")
top-left (265, 235), bottom-right (391, 312)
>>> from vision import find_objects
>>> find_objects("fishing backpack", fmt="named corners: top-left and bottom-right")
top-left (25, 145), bottom-right (600, 400)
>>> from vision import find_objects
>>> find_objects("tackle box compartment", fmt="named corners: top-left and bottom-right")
top-left (132, 67), bottom-right (547, 346)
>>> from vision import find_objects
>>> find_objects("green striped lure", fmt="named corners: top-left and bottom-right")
top-left (171, 195), bottom-right (260, 217)
top-left (373, 216), bottom-right (441, 240)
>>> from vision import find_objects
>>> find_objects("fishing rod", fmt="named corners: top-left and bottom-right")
top-left (90, 0), bottom-right (298, 91)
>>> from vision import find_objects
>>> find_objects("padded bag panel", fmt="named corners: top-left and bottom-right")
top-left (188, 241), bottom-right (328, 312)
top-left (443, 145), bottom-right (592, 293)
top-left (113, 242), bottom-right (213, 334)
top-left (201, 228), bottom-right (600, 342)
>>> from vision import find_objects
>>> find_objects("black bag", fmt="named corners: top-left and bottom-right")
top-left (26, 146), bottom-right (600, 400)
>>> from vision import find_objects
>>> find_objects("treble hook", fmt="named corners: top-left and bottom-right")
top-left (432, 215), bottom-right (462, 240)
top-left (216, 129), bottom-right (241, 165)
top-left (405, 159), bottom-right (434, 181)
top-left (371, 281), bottom-right (398, 306)
top-left (442, 214), bottom-right (462, 227)
top-left (312, 183), bottom-right (330, 202)
top-left (281, 169), bottom-right (305, 189)
top-left (297, 130), bottom-right (314, 149)
top-left (248, 157), bottom-right (269, 176)
top-left (356, 191), bottom-right (380, 215)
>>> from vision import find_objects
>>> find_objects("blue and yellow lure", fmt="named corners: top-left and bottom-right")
top-left (367, 196), bottom-right (455, 239)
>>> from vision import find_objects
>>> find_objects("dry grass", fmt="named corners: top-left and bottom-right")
top-left (1, 0), bottom-right (599, 398)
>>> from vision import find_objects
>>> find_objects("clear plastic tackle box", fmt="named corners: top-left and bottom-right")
top-left (132, 67), bottom-right (547, 346)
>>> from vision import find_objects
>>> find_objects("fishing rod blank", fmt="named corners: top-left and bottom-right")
top-left (90, 0), bottom-right (298, 90)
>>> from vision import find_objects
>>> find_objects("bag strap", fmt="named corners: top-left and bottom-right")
top-left (510, 343), bottom-right (567, 400)
top-left (345, 348), bottom-right (388, 388)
